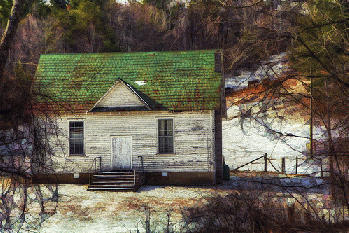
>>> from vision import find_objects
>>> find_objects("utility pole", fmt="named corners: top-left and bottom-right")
top-left (310, 76), bottom-right (313, 157)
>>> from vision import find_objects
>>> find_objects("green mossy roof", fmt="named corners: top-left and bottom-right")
top-left (34, 50), bottom-right (222, 112)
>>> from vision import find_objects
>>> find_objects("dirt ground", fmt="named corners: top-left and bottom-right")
top-left (39, 184), bottom-right (235, 233)
top-left (39, 176), bottom-right (333, 233)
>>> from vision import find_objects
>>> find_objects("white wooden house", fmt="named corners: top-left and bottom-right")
top-left (33, 50), bottom-right (224, 188)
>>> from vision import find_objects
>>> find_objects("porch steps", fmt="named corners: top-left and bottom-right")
top-left (87, 170), bottom-right (144, 192)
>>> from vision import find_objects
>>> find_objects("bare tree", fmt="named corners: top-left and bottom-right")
top-left (0, 62), bottom-right (60, 232)
top-left (0, 0), bottom-right (24, 81)
top-left (223, 0), bottom-right (349, 228)
top-left (0, 1), bottom-right (59, 232)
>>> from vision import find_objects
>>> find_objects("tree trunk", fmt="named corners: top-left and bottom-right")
top-left (0, 0), bottom-right (24, 81)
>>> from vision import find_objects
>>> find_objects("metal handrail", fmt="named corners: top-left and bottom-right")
top-left (138, 156), bottom-right (144, 173)
top-left (136, 156), bottom-right (145, 186)
top-left (88, 156), bottom-right (102, 185)
top-left (98, 156), bottom-right (102, 172)
top-left (90, 156), bottom-right (102, 173)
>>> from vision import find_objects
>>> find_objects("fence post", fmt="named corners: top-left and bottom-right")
top-left (281, 157), bottom-right (286, 174)
top-left (166, 212), bottom-right (171, 233)
top-left (288, 203), bottom-right (295, 223)
top-left (320, 158), bottom-right (323, 178)
top-left (295, 157), bottom-right (298, 175)
top-left (145, 206), bottom-right (150, 233)
top-left (264, 153), bottom-right (268, 172)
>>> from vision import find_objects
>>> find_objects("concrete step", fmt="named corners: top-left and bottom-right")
top-left (89, 184), bottom-right (135, 188)
top-left (92, 174), bottom-right (136, 179)
top-left (99, 170), bottom-right (134, 173)
top-left (88, 170), bottom-right (143, 192)
top-left (91, 180), bottom-right (136, 184)
top-left (87, 187), bottom-right (136, 192)
top-left (95, 171), bottom-right (134, 174)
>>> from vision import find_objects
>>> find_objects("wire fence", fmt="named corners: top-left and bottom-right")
top-left (231, 153), bottom-right (329, 177)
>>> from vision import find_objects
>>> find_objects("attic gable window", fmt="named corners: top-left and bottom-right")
top-left (69, 121), bottom-right (84, 156)
top-left (158, 119), bottom-right (174, 154)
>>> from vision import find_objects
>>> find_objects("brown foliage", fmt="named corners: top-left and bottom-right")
top-left (182, 191), bottom-right (349, 232)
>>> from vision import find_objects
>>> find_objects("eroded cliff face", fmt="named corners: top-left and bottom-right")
top-left (223, 112), bottom-right (316, 174)
top-left (223, 74), bottom-right (326, 175)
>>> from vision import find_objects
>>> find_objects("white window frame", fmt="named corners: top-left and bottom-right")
top-left (69, 121), bottom-right (85, 156)
top-left (157, 118), bottom-right (174, 154)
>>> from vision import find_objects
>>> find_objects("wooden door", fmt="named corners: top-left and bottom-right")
top-left (111, 136), bottom-right (132, 170)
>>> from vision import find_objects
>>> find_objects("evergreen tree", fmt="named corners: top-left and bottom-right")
top-left (46, 0), bottom-right (120, 53)
top-left (289, 0), bottom-right (349, 85)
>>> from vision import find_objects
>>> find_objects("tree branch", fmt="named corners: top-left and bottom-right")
top-left (303, 17), bottom-right (349, 31)
top-left (0, 0), bottom-right (24, 80)
top-left (225, 0), bottom-right (263, 9)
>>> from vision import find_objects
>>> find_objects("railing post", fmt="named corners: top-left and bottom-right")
top-left (137, 156), bottom-right (145, 185)
top-left (264, 153), bottom-right (268, 172)
top-left (134, 169), bottom-right (136, 186)
top-left (138, 156), bottom-right (144, 172)
top-left (99, 156), bottom-right (102, 172)
top-left (281, 157), bottom-right (286, 174)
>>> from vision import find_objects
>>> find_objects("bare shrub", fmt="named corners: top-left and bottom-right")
top-left (182, 191), bottom-right (349, 233)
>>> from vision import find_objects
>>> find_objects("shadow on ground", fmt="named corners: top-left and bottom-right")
top-left (217, 175), bottom-right (331, 194)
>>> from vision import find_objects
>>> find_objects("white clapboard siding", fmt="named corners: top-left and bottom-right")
top-left (49, 110), bottom-right (215, 173)
top-left (95, 81), bottom-right (147, 108)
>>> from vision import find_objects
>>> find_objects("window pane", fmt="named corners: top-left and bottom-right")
top-left (165, 120), bottom-right (173, 133)
top-left (158, 119), bottom-right (173, 136)
top-left (164, 137), bottom-right (173, 153)
top-left (70, 122), bottom-right (83, 128)
top-left (70, 129), bottom-right (83, 138)
top-left (159, 137), bottom-right (166, 153)
top-left (158, 120), bottom-right (166, 136)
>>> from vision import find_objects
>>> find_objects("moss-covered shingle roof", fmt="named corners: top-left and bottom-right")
top-left (34, 50), bottom-right (222, 113)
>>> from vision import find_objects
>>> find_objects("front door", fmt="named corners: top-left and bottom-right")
top-left (111, 136), bottom-right (132, 170)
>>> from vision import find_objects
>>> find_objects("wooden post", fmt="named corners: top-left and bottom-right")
top-left (166, 212), bottom-right (171, 233)
top-left (281, 157), bottom-right (286, 174)
top-left (264, 153), bottom-right (268, 172)
top-left (145, 207), bottom-right (150, 233)
top-left (321, 158), bottom-right (323, 178)
top-left (295, 157), bottom-right (298, 175)
top-left (288, 204), bottom-right (295, 223)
